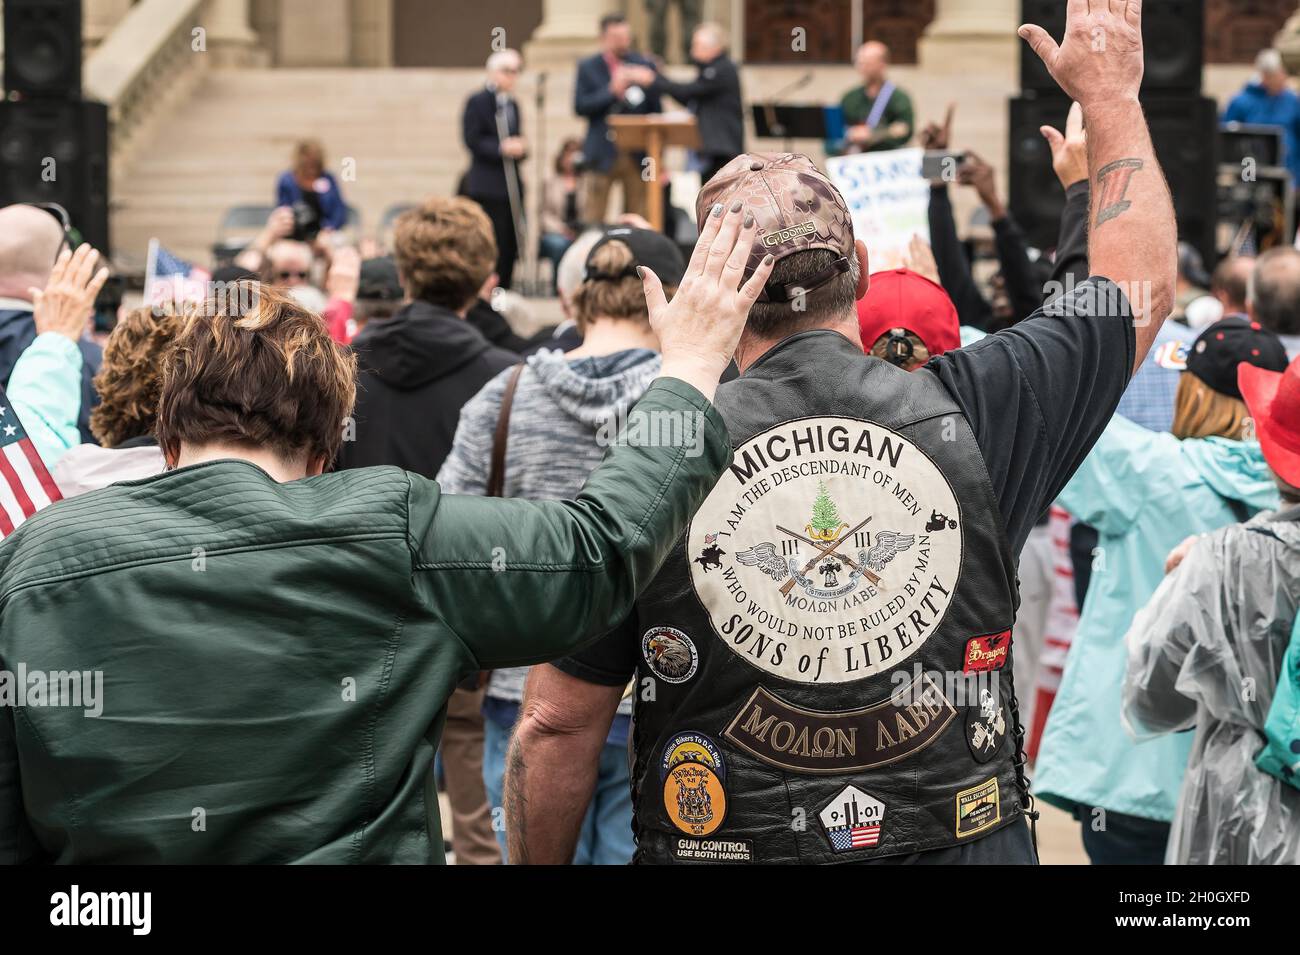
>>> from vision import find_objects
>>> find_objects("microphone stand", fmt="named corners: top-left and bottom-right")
top-left (533, 71), bottom-right (548, 297)
top-left (495, 95), bottom-right (530, 294)
top-left (764, 70), bottom-right (812, 153)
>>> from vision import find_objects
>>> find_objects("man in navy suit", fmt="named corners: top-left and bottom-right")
top-left (574, 14), bottom-right (661, 223)
top-left (462, 49), bottom-right (527, 289)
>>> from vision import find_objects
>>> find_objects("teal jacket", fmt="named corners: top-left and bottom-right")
top-left (1035, 414), bottom-right (1280, 821)
top-left (0, 378), bottom-right (729, 863)
top-left (6, 332), bottom-right (84, 466)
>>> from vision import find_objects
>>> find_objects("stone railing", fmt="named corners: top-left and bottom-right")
top-left (84, 0), bottom-right (210, 172)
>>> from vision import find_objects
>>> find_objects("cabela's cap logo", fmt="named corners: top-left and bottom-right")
top-left (687, 416), bottom-right (963, 684)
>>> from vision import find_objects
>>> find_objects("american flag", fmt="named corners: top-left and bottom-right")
top-left (145, 238), bottom-right (211, 308)
top-left (828, 824), bottom-right (880, 851)
top-left (0, 387), bottom-right (62, 537)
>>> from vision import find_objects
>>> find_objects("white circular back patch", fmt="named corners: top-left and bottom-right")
top-left (688, 416), bottom-right (963, 684)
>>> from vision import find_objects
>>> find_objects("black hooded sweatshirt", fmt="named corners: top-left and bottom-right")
top-left (337, 299), bottom-right (517, 478)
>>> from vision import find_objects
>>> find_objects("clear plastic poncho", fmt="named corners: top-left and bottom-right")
top-left (1121, 506), bottom-right (1300, 865)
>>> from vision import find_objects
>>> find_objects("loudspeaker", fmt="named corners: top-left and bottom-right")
top-left (1008, 92), bottom-right (1217, 267)
top-left (0, 100), bottom-right (109, 255)
top-left (1020, 0), bottom-right (1203, 94)
top-left (3, 0), bottom-right (83, 99)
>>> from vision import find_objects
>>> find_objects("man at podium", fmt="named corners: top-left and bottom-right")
top-left (829, 41), bottom-right (915, 156)
top-left (575, 13), bottom-right (662, 222)
top-left (647, 22), bottom-right (744, 184)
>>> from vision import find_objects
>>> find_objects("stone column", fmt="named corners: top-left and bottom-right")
top-left (918, 0), bottom-right (1019, 82)
top-left (1276, 11), bottom-right (1300, 74)
top-left (277, 0), bottom-right (351, 66)
top-left (525, 0), bottom-right (615, 68)
top-left (83, 0), bottom-right (134, 50)
top-left (206, 0), bottom-right (266, 67)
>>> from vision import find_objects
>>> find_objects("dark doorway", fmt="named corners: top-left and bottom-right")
top-left (393, 0), bottom-right (543, 67)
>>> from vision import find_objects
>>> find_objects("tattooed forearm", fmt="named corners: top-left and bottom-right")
top-left (503, 735), bottom-right (529, 865)
top-left (1093, 158), bottom-right (1144, 227)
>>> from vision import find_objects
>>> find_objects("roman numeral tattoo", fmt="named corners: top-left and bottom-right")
top-left (1094, 158), bottom-right (1144, 227)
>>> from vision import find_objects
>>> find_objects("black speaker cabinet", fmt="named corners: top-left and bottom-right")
top-left (3, 0), bottom-right (83, 99)
top-left (1020, 0), bottom-right (1204, 95)
top-left (1009, 91), bottom-right (1217, 267)
top-left (0, 99), bottom-right (110, 255)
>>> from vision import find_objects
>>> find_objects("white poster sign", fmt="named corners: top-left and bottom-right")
top-left (825, 148), bottom-right (930, 271)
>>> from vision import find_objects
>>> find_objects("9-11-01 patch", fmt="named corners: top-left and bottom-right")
top-left (818, 784), bottom-right (886, 853)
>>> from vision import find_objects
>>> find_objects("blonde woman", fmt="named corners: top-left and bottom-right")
top-left (1035, 317), bottom-right (1290, 864)
top-left (437, 227), bottom-right (684, 864)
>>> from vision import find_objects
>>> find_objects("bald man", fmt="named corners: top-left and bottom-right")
top-left (0, 204), bottom-right (102, 443)
top-left (833, 41), bottom-right (914, 156)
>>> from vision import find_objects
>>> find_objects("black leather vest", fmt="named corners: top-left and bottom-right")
top-left (631, 330), bottom-right (1025, 864)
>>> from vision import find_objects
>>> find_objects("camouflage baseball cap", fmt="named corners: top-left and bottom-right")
top-left (696, 153), bottom-right (855, 301)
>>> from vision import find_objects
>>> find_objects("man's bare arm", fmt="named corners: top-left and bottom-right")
top-left (1020, 0), bottom-right (1177, 373)
top-left (504, 665), bottom-right (624, 864)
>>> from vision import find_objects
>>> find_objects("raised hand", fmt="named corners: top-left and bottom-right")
top-left (30, 245), bottom-right (110, 342)
top-left (1018, 0), bottom-right (1143, 107)
top-left (1040, 101), bottom-right (1088, 189)
top-left (641, 200), bottom-right (775, 403)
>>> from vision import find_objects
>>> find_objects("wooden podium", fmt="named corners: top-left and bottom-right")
top-left (607, 113), bottom-right (700, 232)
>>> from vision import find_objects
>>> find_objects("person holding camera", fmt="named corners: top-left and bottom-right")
top-left (274, 139), bottom-right (349, 247)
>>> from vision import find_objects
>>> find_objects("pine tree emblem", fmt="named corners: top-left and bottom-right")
top-left (806, 481), bottom-right (849, 542)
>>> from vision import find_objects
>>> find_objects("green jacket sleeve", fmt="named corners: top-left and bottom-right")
top-left (409, 377), bottom-right (730, 669)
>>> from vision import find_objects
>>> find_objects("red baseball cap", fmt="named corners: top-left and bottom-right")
top-left (856, 268), bottom-right (961, 363)
top-left (1239, 353), bottom-right (1300, 489)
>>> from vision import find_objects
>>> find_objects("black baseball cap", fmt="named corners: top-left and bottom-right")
top-left (1186, 317), bottom-right (1289, 399)
top-left (358, 256), bottom-right (403, 301)
top-left (584, 227), bottom-right (686, 287)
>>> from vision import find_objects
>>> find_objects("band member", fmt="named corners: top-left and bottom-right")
top-left (831, 41), bottom-right (914, 156)
top-left (506, 1), bottom-right (1176, 864)
top-left (463, 49), bottom-right (527, 289)
top-left (648, 23), bottom-right (744, 184)
top-left (575, 14), bottom-right (662, 222)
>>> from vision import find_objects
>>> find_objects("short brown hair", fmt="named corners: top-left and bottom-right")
top-left (394, 196), bottom-right (496, 310)
top-left (156, 283), bottom-right (356, 464)
top-left (90, 305), bottom-right (183, 448)
top-left (746, 249), bottom-right (860, 337)
top-left (293, 139), bottom-right (325, 178)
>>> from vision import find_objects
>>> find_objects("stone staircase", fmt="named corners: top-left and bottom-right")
top-left (110, 66), bottom-right (593, 270)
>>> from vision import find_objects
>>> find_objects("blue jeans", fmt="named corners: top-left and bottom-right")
top-left (482, 710), bottom-right (635, 865)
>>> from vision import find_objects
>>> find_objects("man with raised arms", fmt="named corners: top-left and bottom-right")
top-left (508, 0), bottom-right (1174, 865)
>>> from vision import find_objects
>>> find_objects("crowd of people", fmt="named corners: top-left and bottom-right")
top-left (0, 1), bottom-right (1299, 867)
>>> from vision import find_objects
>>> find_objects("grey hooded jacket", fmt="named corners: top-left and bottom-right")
top-left (437, 347), bottom-right (660, 713)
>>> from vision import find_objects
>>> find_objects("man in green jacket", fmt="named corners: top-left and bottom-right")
top-left (829, 41), bottom-right (915, 156)
top-left (0, 201), bottom-right (774, 864)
